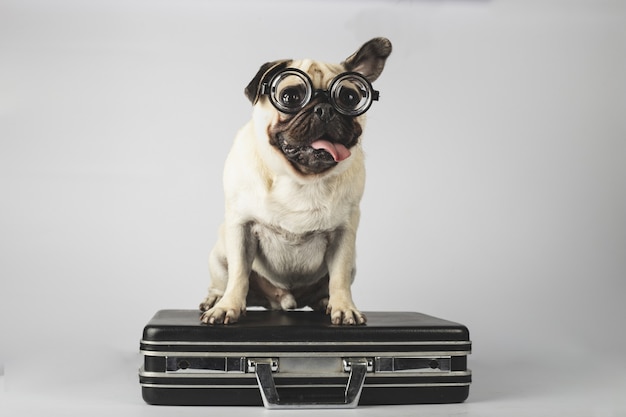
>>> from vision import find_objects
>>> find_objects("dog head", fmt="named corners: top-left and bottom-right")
top-left (244, 37), bottom-right (392, 176)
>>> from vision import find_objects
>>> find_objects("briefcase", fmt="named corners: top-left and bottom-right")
top-left (139, 309), bottom-right (471, 408)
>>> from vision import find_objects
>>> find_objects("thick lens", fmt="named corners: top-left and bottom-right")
top-left (329, 73), bottom-right (373, 116)
top-left (270, 70), bottom-right (312, 113)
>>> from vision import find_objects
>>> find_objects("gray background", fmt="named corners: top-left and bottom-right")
top-left (1, 0), bottom-right (625, 415)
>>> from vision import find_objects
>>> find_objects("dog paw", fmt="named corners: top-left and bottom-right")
top-left (326, 301), bottom-right (366, 325)
top-left (200, 299), bottom-right (245, 325)
top-left (199, 291), bottom-right (223, 311)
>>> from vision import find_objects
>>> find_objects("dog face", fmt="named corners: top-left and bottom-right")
top-left (244, 37), bottom-right (392, 176)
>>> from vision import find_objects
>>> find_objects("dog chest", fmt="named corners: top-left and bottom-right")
top-left (262, 175), bottom-right (358, 231)
top-left (250, 222), bottom-right (332, 283)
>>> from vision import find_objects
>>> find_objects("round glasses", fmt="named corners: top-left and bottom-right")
top-left (260, 68), bottom-right (379, 117)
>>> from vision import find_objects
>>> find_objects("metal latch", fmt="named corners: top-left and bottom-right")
top-left (375, 356), bottom-right (452, 373)
top-left (166, 357), bottom-right (246, 373)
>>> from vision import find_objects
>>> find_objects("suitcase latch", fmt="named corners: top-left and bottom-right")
top-left (166, 357), bottom-right (247, 373)
top-left (375, 356), bottom-right (452, 373)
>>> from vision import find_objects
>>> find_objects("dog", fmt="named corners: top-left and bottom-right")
top-left (199, 37), bottom-right (392, 325)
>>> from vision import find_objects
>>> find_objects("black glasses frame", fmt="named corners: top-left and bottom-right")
top-left (260, 68), bottom-right (379, 117)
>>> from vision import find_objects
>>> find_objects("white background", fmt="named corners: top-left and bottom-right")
top-left (1, 0), bottom-right (625, 416)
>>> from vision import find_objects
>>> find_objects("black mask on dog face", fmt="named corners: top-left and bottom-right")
top-left (260, 68), bottom-right (380, 117)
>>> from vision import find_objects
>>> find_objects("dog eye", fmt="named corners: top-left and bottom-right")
top-left (336, 86), bottom-right (362, 109)
top-left (329, 73), bottom-right (376, 116)
top-left (269, 70), bottom-right (312, 113)
top-left (279, 87), bottom-right (305, 108)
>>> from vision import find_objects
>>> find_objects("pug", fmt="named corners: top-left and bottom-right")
top-left (199, 37), bottom-right (392, 325)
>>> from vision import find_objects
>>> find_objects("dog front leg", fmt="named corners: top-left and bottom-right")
top-left (325, 226), bottom-right (366, 325)
top-left (201, 222), bottom-right (256, 324)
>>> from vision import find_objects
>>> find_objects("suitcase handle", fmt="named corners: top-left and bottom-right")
top-left (252, 357), bottom-right (368, 409)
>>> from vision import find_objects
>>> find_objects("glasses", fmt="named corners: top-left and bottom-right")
top-left (260, 68), bottom-right (380, 117)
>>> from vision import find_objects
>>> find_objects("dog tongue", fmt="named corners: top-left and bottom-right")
top-left (311, 140), bottom-right (351, 162)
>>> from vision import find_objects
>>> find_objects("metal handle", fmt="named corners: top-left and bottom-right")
top-left (253, 358), bottom-right (368, 409)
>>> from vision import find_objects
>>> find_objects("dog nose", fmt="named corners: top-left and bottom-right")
top-left (314, 103), bottom-right (336, 122)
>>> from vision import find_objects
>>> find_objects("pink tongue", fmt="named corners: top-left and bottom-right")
top-left (310, 140), bottom-right (351, 162)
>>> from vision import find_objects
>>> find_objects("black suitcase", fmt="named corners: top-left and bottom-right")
top-left (139, 309), bottom-right (471, 408)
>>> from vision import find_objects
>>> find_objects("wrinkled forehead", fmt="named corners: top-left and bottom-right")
top-left (288, 59), bottom-right (344, 89)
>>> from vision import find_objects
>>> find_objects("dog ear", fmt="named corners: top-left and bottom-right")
top-left (244, 59), bottom-right (292, 104)
top-left (342, 37), bottom-right (392, 82)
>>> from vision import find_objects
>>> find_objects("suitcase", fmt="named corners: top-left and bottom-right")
top-left (139, 309), bottom-right (471, 408)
